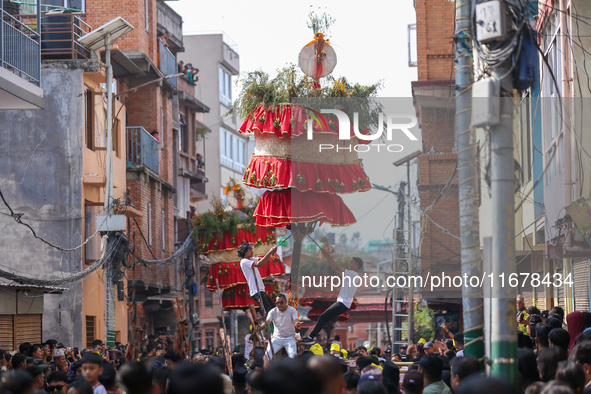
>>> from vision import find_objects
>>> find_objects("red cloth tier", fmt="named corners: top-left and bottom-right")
top-left (307, 307), bottom-right (350, 322)
top-left (207, 254), bottom-right (285, 291)
top-left (221, 283), bottom-right (277, 311)
top-left (254, 189), bottom-right (356, 228)
top-left (197, 227), bottom-right (276, 254)
top-left (243, 156), bottom-right (370, 194)
top-left (239, 104), bottom-right (371, 142)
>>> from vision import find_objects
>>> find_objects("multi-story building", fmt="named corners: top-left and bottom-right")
top-left (535, 0), bottom-right (591, 313)
top-left (0, 1), bottom-right (132, 347)
top-left (84, 0), bottom-right (193, 337)
top-left (178, 33), bottom-right (245, 349)
top-left (178, 34), bottom-right (245, 214)
top-left (411, 0), bottom-right (462, 328)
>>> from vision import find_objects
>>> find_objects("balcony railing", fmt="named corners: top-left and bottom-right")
top-left (11, 12), bottom-right (91, 60)
top-left (158, 39), bottom-right (176, 88)
top-left (1, 9), bottom-right (41, 85)
top-left (127, 126), bottom-right (160, 174)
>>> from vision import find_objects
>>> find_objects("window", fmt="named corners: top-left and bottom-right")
top-left (234, 137), bottom-right (245, 172)
top-left (161, 209), bottom-right (166, 251)
top-left (85, 205), bottom-right (102, 263)
top-left (195, 330), bottom-right (202, 349)
top-left (543, 16), bottom-right (563, 184)
top-left (160, 108), bottom-right (164, 150)
top-left (203, 287), bottom-right (213, 308)
top-left (180, 124), bottom-right (188, 153)
top-left (205, 330), bottom-right (214, 349)
top-left (86, 316), bottom-right (96, 349)
top-left (113, 119), bottom-right (120, 158)
top-left (520, 94), bottom-right (532, 184)
top-left (148, 203), bottom-right (153, 246)
top-left (40, 0), bottom-right (84, 12)
top-left (219, 66), bottom-right (232, 107)
top-left (85, 88), bottom-right (93, 150)
top-left (145, 0), bottom-right (149, 32)
top-left (220, 128), bottom-right (246, 171)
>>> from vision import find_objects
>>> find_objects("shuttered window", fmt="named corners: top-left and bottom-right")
top-left (0, 314), bottom-right (41, 351)
top-left (86, 316), bottom-right (96, 349)
top-left (573, 259), bottom-right (590, 312)
top-left (0, 316), bottom-right (14, 350)
top-left (15, 315), bottom-right (42, 346)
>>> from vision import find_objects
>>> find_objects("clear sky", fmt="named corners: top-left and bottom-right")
top-left (168, 0), bottom-right (421, 246)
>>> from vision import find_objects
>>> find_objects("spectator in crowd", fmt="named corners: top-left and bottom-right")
top-left (163, 350), bottom-right (183, 370)
top-left (569, 341), bottom-right (591, 389)
top-left (538, 348), bottom-right (568, 382)
top-left (196, 153), bottom-right (205, 170)
top-left (12, 353), bottom-right (27, 371)
top-left (549, 328), bottom-right (571, 353)
top-left (537, 324), bottom-right (552, 353)
top-left (402, 370), bottom-right (423, 394)
top-left (47, 371), bottom-right (69, 394)
top-left (80, 352), bottom-right (105, 394)
top-left (343, 371), bottom-right (360, 394)
top-left (118, 361), bottom-right (153, 394)
top-left (450, 355), bottom-right (480, 391)
top-left (518, 349), bottom-right (540, 392)
top-left (567, 312), bottom-right (586, 353)
top-left (419, 354), bottom-right (451, 394)
top-left (25, 365), bottom-right (45, 393)
top-left (556, 360), bottom-right (585, 393)
top-left (517, 295), bottom-right (528, 335)
top-left (98, 362), bottom-right (117, 394)
top-left (67, 379), bottom-right (93, 394)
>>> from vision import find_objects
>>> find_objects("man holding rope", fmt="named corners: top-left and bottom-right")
top-left (301, 244), bottom-right (363, 344)
top-left (238, 243), bottom-right (278, 316)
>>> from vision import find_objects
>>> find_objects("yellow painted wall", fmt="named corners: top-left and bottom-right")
top-left (80, 70), bottom-right (128, 347)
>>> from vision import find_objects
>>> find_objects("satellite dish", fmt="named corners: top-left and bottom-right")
top-left (298, 40), bottom-right (337, 78)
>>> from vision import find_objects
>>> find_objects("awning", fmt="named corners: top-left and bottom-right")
top-left (179, 91), bottom-right (210, 113)
top-left (100, 49), bottom-right (145, 79)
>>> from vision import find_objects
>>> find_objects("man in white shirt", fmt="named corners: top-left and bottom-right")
top-left (257, 293), bottom-right (301, 359)
top-left (238, 243), bottom-right (278, 315)
top-left (301, 254), bottom-right (363, 344)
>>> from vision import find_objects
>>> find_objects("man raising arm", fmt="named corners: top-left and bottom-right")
top-left (238, 243), bottom-right (278, 315)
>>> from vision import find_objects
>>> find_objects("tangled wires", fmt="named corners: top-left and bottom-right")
top-left (473, 0), bottom-right (531, 78)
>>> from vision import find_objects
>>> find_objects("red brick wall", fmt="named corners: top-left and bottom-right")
top-left (127, 177), bottom-right (175, 288)
top-left (414, 0), bottom-right (460, 291)
top-left (86, 0), bottom-right (157, 64)
top-left (121, 81), bottom-right (175, 289)
top-left (414, 0), bottom-right (455, 81)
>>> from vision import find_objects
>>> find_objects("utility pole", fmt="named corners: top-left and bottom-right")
top-left (187, 252), bottom-right (196, 354)
top-left (488, 15), bottom-right (518, 388)
top-left (454, 0), bottom-right (484, 365)
top-left (406, 162), bottom-right (414, 343)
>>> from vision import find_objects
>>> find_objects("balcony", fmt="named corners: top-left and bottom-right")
top-left (14, 12), bottom-right (91, 59)
top-left (156, 1), bottom-right (183, 53)
top-left (0, 6), bottom-right (44, 109)
top-left (158, 40), bottom-right (176, 89)
top-left (126, 126), bottom-right (159, 174)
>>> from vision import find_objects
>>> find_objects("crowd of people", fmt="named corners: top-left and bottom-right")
top-left (0, 296), bottom-right (590, 394)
